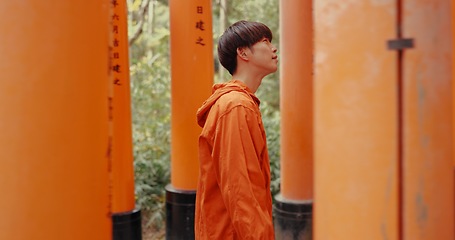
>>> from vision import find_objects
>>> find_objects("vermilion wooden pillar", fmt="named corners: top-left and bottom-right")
top-left (402, 0), bottom-right (454, 239)
top-left (453, 0), bottom-right (455, 236)
top-left (275, 0), bottom-right (313, 238)
top-left (0, 1), bottom-right (111, 239)
top-left (166, 0), bottom-right (213, 238)
top-left (110, 1), bottom-right (142, 239)
top-left (314, 1), bottom-right (399, 239)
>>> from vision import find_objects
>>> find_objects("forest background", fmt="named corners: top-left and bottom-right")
top-left (127, 0), bottom-right (280, 238)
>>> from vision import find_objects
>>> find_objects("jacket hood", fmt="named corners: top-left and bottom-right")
top-left (196, 80), bottom-right (260, 127)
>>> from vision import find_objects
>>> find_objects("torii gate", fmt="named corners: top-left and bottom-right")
top-left (167, 0), bottom-right (455, 240)
top-left (0, 0), bottom-right (454, 240)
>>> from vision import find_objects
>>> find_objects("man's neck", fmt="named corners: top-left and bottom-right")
top-left (231, 69), bottom-right (265, 93)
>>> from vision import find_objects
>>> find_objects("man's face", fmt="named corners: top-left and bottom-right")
top-left (248, 38), bottom-right (278, 75)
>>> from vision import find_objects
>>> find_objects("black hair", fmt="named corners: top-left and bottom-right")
top-left (217, 20), bottom-right (273, 75)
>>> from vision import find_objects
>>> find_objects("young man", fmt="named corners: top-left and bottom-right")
top-left (195, 20), bottom-right (278, 239)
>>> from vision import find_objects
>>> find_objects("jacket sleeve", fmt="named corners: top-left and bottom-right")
top-left (212, 105), bottom-right (274, 239)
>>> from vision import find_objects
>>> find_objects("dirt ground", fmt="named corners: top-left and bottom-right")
top-left (142, 229), bottom-right (164, 240)
top-left (141, 217), bottom-right (165, 240)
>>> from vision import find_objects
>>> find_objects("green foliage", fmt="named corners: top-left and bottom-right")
top-left (260, 101), bottom-right (281, 198)
top-left (129, 0), bottom-right (171, 230)
top-left (131, 52), bottom-right (171, 229)
top-left (129, 0), bottom-right (280, 233)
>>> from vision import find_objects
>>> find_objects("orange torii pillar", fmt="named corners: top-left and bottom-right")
top-left (166, 0), bottom-right (213, 239)
top-left (401, 1), bottom-right (453, 239)
top-left (314, 1), bottom-right (454, 239)
top-left (110, 1), bottom-right (142, 239)
top-left (453, 0), bottom-right (455, 235)
top-left (314, 1), bottom-right (399, 239)
top-left (275, 0), bottom-right (313, 239)
top-left (0, 2), bottom-right (111, 240)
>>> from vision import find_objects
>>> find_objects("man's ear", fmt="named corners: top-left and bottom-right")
top-left (236, 47), bottom-right (248, 61)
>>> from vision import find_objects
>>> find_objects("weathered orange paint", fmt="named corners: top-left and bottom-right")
top-left (453, 0), bottom-right (455, 236)
top-left (0, 1), bottom-right (111, 239)
top-left (111, 0), bottom-right (136, 213)
top-left (402, 0), bottom-right (454, 239)
top-left (279, 0), bottom-right (313, 201)
top-left (169, 0), bottom-right (213, 190)
top-left (314, 1), bottom-right (398, 239)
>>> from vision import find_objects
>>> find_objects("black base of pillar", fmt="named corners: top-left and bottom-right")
top-left (165, 184), bottom-right (196, 240)
top-left (273, 194), bottom-right (312, 240)
top-left (113, 208), bottom-right (142, 240)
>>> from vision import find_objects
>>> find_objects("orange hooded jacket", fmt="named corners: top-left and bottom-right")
top-left (195, 80), bottom-right (274, 239)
